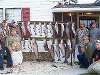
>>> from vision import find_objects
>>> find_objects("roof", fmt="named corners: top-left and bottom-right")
top-left (52, 1), bottom-right (100, 12)
top-left (95, 0), bottom-right (100, 4)
top-left (54, 3), bottom-right (100, 8)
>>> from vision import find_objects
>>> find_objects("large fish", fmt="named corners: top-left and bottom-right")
top-left (47, 39), bottom-right (54, 60)
top-left (35, 22), bottom-right (41, 36)
top-left (63, 23), bottom-right (72, 63)
top-left (72, 23), bottom-right (76, 36)
top-left (65, 23), bottom-right (70, 39)
top-left (55, 22), bottom-right (59, 35)
top-left (43, 39), bottom-right (49, 51)
top-left (31, 39), bottom-right (38, 60)
top-left (61, 23), bottom-right (64, 37)
top-left (47, 22), bottom-right (53, 38)
top-left (21, 22), bottom-right (26, 49)
top-left (59, 39), bottom-right (65, 58)
top-left (53, 39), bottom-right (61, 61)
top-left (30, 22), bottom-right (36, 37)
top-left (71, 23), bottom-right (76, 63)
top-left (22, 39), bottom-right (31, 51)
top-left (41, 22), bottom-right (46, 37)
top-left (27, 22), bottom-right (31, 35)
top-left (21, 22), bottom-right (26, 36)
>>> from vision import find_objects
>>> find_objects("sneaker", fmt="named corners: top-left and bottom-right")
top-left (0, 65), bottom-right (4, 70)
top-left (0, 67), bottom-right (4, 70)
top-left (6, 64), bottom-right (13, 68)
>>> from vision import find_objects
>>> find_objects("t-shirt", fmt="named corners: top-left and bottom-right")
top-left (90, 28), bottom-right (100, 41)
top-left (76, 28), bottom-right (89, 47)
top-left (92, 49), bottom-right (100, 61)
top-left (84, 43), bottom-right (93, 59)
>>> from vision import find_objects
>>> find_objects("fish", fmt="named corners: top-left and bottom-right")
top-left (47, 22), bottom-right (53, 38)
top-left (43, 39), bottom-right (49, 51)
top-left (30, 23), bottom-right (36, 37)
top-left (55, 22), bottom-right (59, 35)
top-left (41, 22), bottom-right (46, 37)
top-left (31, 39), bottom-right (38, 60)
top-left (59, 39), bottom-right (65, 58)
top-left (53, 39), bottom-right (61, 61)
top-left (35, 22), bottom-right (41, 36)
top-left (72, 23), bottom-right (76, 36)
top-left (65, 23), bottom-right (70, 39)
top-left (27, 22), bottom-right (31, 35)
top-left (61, 23), bottom-right (64, 37)
top-left (47, 39), bottom-right (54, 60)
top-left (21, 22), bottom-right (26, 36)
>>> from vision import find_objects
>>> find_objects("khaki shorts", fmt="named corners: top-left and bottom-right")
top-left (11, 51), bottom-right (23, 66)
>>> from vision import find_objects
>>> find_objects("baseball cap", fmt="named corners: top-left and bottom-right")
top-left (96, 40), bottom-right (100, 44)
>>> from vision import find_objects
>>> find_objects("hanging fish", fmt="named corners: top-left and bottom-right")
top-left (66, 23), bottom-right (70, 39)
top-left (21, 22), bottom-right (26, 37)
top-left (55, 22), bottom-right (59, 35)
top-left (27, 22), bottom-right (31, 35)
top-left (72, 23), bottom-right (76, 36)
top-left (61, 23), bottom-right (64, 38)
top-left (39, 22), bottom-right (42, 36)
top-left (35, 22), bottom-right (41, 37)
top-left (47, 22), bottom-right (53, 38)
top-left (63, 23), bottom-right (72, 63)
top-left (30, 22), bottom-right (36, 37)
top-left (67, 39), bottom-right (72, 50)
top-left (47, 39), bottom-right (54, 60)
top-left (53, 39), bottom-right (61, 61)
top-left (31, 38), bottom-right (38, 60)
top-left (52, 23), bottom-right (57, 38)
top-left (21, 22), bottom-right (26, 49)
top-left (59, 39), bottom-right (65, 58)
top-left (41, 22), bottom-right (46, 37)
top-left (71, 23), bottom-right (76, 63)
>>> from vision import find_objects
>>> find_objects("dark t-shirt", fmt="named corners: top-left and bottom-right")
top-left (92, 49), bottom-right (100, 61)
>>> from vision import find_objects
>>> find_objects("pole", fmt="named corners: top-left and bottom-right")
top-left (70, 13), bottom-right (73, 66)
top-left (62, 12), bottom-right (63, 22)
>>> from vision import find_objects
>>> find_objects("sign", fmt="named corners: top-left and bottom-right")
top-left (21, 8), bottom-right (30, 21)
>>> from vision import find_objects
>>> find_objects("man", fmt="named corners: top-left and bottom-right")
top-left (6, 28), bottom-right (23, 73)
top-left (76, 23), bottom-right (89, 54)
top-left (0, 20), bottom-right (13, 70)
top-left (90, 22), bottom-right (100, 51)
top-left (88, 40), bottom-right (100, 73)
top-left (76, 23), bottom-right (89, 68)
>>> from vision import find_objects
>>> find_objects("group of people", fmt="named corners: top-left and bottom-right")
top-left (0, 20), bottom-right (23, 72)
top-left (0, 19), bottom-right (100, 73)
top-left (77, 21), bottom-right (100, 68)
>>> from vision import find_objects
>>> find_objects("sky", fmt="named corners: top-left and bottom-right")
top-left (78, 0), bottom-right (96, 4)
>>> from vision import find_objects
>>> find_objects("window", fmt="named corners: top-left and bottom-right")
top-left (5, 8), bottom-right (21, 23)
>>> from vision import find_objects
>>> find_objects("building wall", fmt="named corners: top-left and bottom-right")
top-left (0, 0), bottom-right (57, 21)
